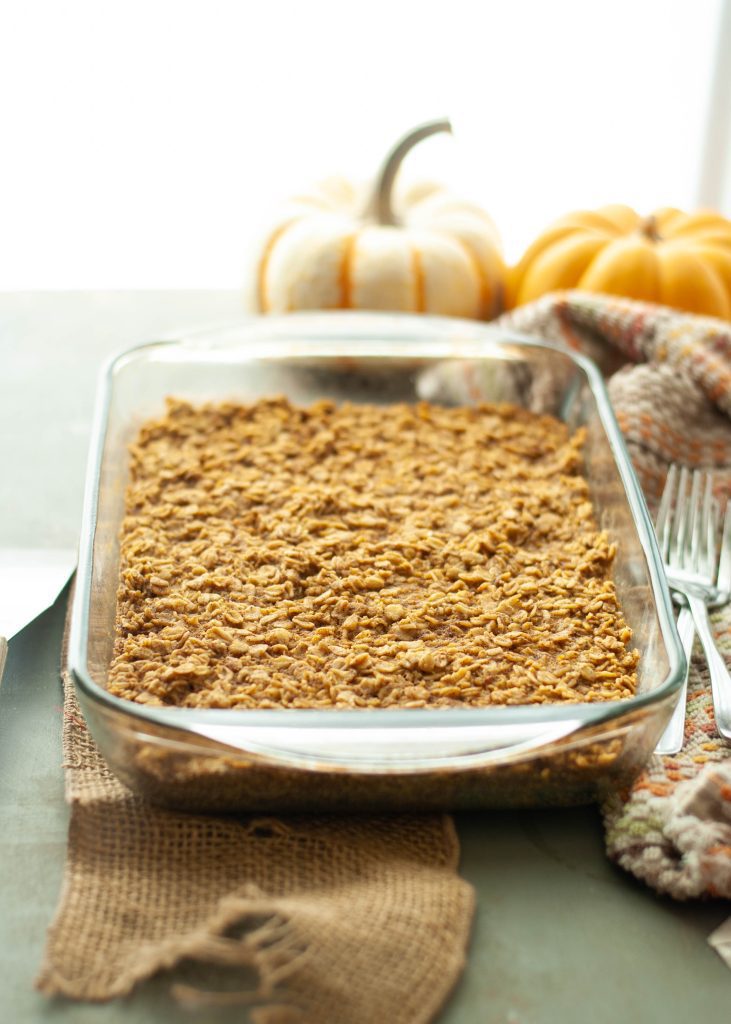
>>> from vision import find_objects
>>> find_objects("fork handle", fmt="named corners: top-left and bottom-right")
top-left (687, 593), bottom-right (731, 741)
top-left (655, 607), bottom-right (693, 755)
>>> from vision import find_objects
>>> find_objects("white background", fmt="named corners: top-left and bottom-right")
top-left (1, 0), bottom-right (729, 288)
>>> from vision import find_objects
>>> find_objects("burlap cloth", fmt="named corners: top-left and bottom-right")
top-left (37, 647), bottom-right (475, 1020)
top-left (38, 292), bottom-right (731, 1012)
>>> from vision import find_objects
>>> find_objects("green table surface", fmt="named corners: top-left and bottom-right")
top-left (2, 291), bottom-right (730, 1023)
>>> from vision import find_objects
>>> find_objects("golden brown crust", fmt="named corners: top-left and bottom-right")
top-left (108, 397), bottom-right (638, 709)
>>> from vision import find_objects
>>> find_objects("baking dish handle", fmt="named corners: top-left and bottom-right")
top-left (184, 717), bottom-right (589, 774)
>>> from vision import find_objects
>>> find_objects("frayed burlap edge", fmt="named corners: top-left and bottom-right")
top-left (36, 596), bottom-right (475, 1024)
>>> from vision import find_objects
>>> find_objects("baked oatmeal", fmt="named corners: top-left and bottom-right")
top-left (108, 397), bottom-right (639, 709)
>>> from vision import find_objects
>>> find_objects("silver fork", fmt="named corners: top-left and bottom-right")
top-left (655, 468), bottom-right (697, 754)
top-left (655, 466), bottom-right (731, 752)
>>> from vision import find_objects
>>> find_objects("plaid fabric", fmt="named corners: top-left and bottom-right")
top-left (500, 290), bottom-right (731, 900)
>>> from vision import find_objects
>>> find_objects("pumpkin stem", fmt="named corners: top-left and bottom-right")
top-left (368, 119), bottom-right (453, 226)
top-left (639, 214), bottom-right (661, 242)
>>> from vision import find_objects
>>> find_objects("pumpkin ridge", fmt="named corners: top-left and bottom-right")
top-left (508, 221), bottom-right (615, 306)
top-left (683, 242), bottom-right (731, 308)
top-left (338, 234), bottom-right (358, 309)
top-left (517, 232), bottom-right (608, 305)
top-left (654, 207), bottom-right (685, 232)
top-left (448, 235), bottom-right (493, 318)
top-left (257, 219), bottom-right (299, 312)
top-left (595, 204), bottom-right (640, 233)
top-left (579, 235), bottom-right (661, 303)
top-left (410, 245), bottom-right (426, 312)
top-left (665, 210), bottom-right (731, 237)
top-left (682, 228), bottom-right (731, 252)
top-left (657, 246), bottom-right (730, 318)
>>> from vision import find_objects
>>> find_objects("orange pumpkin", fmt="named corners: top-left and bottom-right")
top-left (509, 205), bottom-right (731, 319)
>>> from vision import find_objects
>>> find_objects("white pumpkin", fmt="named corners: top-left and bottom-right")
top-left (254, 121), bottom-right (506, 320)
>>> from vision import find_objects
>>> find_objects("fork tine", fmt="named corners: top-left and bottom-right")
top-left (700, 475), bottom-right (716, 578)
top-left (717, 498), bottom-right (731, 597)
top-left (688, 470), bottom-right (703, 571)
top-left (672, 466), bottom-right (691, 567)
top-left (656, 463), bottom-right (677, 558)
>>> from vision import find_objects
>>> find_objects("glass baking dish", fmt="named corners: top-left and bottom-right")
top-left (69, 311), bottom-right (684, 813)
